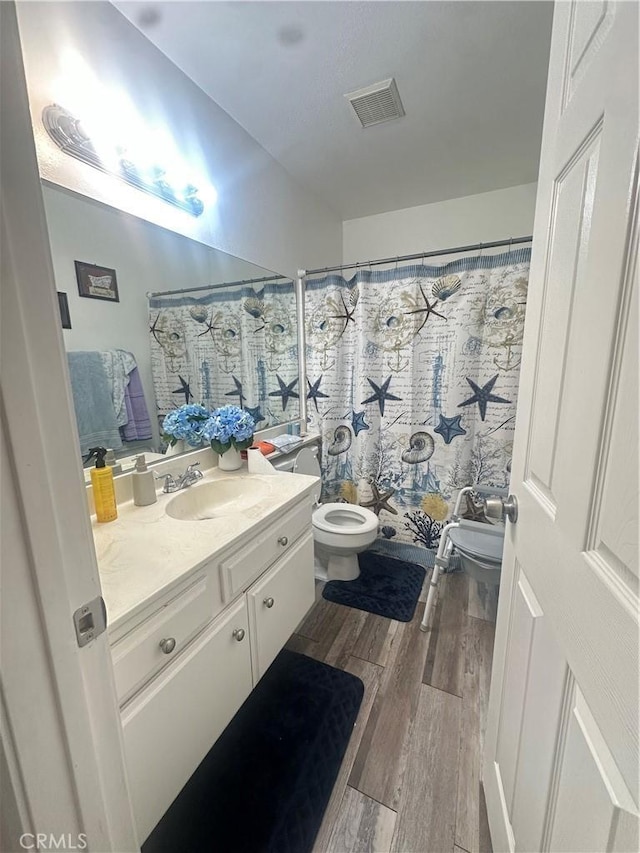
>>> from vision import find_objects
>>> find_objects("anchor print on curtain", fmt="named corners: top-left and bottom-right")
top-left (304, 249), bottom-right (530, 549)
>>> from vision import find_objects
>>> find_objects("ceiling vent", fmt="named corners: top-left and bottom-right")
top-left (345, 78), bottom-right (405, 128)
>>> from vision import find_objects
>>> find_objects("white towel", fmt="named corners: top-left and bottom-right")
top-left (100, 349), bottom-right (137, 427)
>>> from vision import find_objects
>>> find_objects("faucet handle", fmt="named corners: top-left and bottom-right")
top-left (160, 473), bottom-right (178, 493)
top-left (184, 462), bottom-right (201, 473)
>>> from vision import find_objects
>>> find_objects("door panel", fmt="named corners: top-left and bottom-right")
top-left (525, 126), bottom-right (601, 508)
top-left (585, 203), bottom-right (639, 590)
top-left (549, 686), bottom-right (637, 853)
top-left (509, 605), bottom-right (567, 852)
top-left (484, 3), bottom-right (639, 849)
top-left (562, 1), bottom-right (615, 110)
top-left (495, 568), bottom-right (543, 811)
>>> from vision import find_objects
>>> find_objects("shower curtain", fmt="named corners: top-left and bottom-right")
top-left (148, 280), bottom-right (298, 433)
top-left (305, 248), bottom-right (530, 550)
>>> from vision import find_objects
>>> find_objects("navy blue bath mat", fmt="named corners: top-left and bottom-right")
top-left (142, 649), bottom-right (364, 853)
top-left (322, 551), bottom-right (426, 622)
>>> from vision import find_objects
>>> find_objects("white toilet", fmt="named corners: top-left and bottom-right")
top-left (448, 524), bottom-right (505, 586)
top-left (273, 444), bottom-right (378, 581)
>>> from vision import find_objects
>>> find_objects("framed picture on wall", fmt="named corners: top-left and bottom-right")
top-left (75, 260), bottom-right (119, 302)
top-left (57, 291), bottom-right (71, 329)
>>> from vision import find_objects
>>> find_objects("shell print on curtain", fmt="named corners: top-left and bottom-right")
top-left (304, 249), bottom-right (530, 550)
top-left (148, 281), bottom-right (298, 436)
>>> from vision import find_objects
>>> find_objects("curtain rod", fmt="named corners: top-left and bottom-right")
top-left (147, 272), bottom-right (288, 298)
top-left (299, 235), bottom-right (533, 277)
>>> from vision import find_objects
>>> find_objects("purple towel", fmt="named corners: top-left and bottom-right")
top-left (121, 367), bottom-right (152, 441)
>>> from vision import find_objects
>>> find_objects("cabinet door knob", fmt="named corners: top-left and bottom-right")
top-left (277, 536), bottom-right (288, 546)
top-left (159, 637), bottom-right (176, 655)
top-left (232, 627), bottom-right (245, 642)
top-left (263, 597), bottom-right (275, 608)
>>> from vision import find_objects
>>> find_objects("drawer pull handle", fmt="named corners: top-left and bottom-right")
top-left (263, 597), bottom-right (275, 609)
top-left (278, 536), bottom-right (289, 546)
top-left (159, 637), bottom-right (176, 655)
top-left (232, 628), bottom-right (245, 642)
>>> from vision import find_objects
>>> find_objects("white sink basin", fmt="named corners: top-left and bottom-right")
top-left (166, 478), bottom-right (273, 521)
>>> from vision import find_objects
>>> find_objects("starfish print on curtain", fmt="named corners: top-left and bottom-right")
top-left (329, 293), bottom-right (356, 339)
top-left (172, 376), bottom-right (193, 404)
top-left (361, 376), bottom-right (402, 417)
top-left (269, 374), bottom-right (299, 411)
top-left (306, 376), bottom-right (330, 412)
top-left (434, 414), bottom-right (467, 444)
top-left (225, 375), bottom-right (247, 407)
top-left (458, 375), bottom-right (511, 422)
top-left (404, 283), bottom-right (447, 332)
top-left (361, 482), bottom-right (398, 516)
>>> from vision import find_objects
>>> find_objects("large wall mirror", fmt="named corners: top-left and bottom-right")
top-left (42, 184), bottom-right (300, 475)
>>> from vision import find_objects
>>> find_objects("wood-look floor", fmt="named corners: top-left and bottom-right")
top-left (286, 569), bottom-right (498, 853)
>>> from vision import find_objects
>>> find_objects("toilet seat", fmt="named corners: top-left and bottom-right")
top-left (449, 526), bottom-right (504, 565)
top-left (313, 502), bottom-right (378, 535)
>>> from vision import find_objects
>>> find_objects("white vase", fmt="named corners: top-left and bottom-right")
top-left (164, 439), bottom-right (187, 457)
top-left (218, 445), bottom-right (242, 471)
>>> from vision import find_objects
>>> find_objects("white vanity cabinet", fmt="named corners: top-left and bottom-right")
top-left (121, 597), bottom-right (253, 842)
top-left (106, 492), bottom-right (316, 843)
top-left (248, 532), bottom-right (314, 679)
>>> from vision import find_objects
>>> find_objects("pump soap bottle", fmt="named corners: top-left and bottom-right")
top-left (132, 454), bottom-right (157, 507)
top-left (86, 447), bottom-right (118, 523)
top-left (104, 448), bottom-right (122, 476)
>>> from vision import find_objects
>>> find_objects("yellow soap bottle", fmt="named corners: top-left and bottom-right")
top-left (86, 447), bottom-right (118, 523)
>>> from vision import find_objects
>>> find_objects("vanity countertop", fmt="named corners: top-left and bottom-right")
top-left (92, 467), bottom-right (318, 631)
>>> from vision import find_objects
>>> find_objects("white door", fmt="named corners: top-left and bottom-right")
top-left (483, 3), bottom-right (639, 852)
top-left (1, 4), bottom-right (138, 850)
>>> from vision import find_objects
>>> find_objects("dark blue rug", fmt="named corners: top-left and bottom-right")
top-left (322, 551), bottom-right (426, 622)
top-left (142, 649), bottom-right (364, 853)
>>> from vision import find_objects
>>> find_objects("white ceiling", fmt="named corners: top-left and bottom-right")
top-left (114, 1), bottom-right (553, 220)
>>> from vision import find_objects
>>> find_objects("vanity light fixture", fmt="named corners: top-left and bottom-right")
top-left (42, 103), bottom-right (206, 217)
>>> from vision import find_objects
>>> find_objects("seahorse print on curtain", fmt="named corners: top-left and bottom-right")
top-left (304, 249), bottom-right (530, 550)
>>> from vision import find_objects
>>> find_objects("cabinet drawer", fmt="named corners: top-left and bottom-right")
top-left (220, 499), bottom-right (312, 601)
top-left (248, 532), bottom-right (315, 680)
top-left (112, 573), bottom-right (214, 703)
top-left (121, 597), bottom-right (252, 843)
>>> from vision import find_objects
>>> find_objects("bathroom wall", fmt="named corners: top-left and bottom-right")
top-left (16, 1), bottom-right (342, 281)
top-left (342, 183), bottom-right (537, 264)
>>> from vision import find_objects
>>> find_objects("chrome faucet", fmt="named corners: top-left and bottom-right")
top-left (161, 462), bottom-right (204, 493)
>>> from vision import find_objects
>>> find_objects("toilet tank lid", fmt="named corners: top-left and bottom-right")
top-left (293, 447), bottom-right (321, 502)
top-left (293, 446), bottom-right (321, 476)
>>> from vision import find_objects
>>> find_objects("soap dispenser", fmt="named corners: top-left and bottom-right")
top-left (132, 454), bottom-right (157, 507)
top-left (85, 447), bottom-right (118, 523)
top-left (104, 448), bottom-right (123, 476)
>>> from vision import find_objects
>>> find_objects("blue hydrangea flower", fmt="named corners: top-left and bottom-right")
top-left (202, 405), bottom-right (255, 451)
top-left (162, 404), bottom-right (210, 446)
